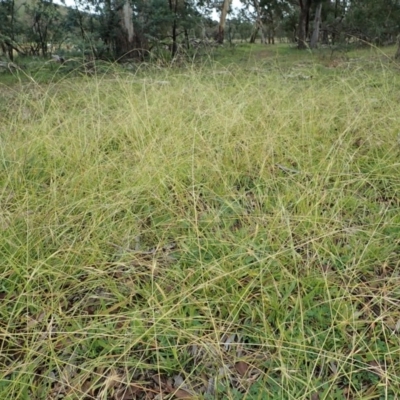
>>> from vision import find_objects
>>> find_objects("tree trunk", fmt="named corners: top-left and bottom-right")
top-left (115, 0), bottom-right (135, 59)
top-left (40, 26), bottom-right (48, 57)
top-left (201, 22), bottom-right (206, 40)
top-left (116, 0), bottom-right (149, 60)
top-left (169, 0), bottom-right (178, 58)
top-left (7, 44), bottom-right (13, 61)
top-left (250, 25), bottom-right (259, 43)
top-left (297, 0), bottom-right (312, 49)
top-left (266, 8), bottom-right (275, 44)
top-left (332, 0), bottom-right (339, 44)
top-left (310, 1), bottom-right (322, 49)
top-left (395, 35), bottom-right (400, 59)
top-left (253, 0), bottom-right (265, 44)
top-left (171, 20), bottom-right (177, 57)
top-left (216, 0), bottom-right (231, 44)
top-left (267, 29), bottom-right (275, 44)
top-left (184, 28), bottom-right (190, 49)
top-left (103, 0), bottom-right (113, 55)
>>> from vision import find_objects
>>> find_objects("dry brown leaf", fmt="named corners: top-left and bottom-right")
top-left (151, 374), bottom-right (170, 398)
top-left (80, 379), bottom-right (94, 396)
top-left (115, 389), bottom-right (135, 400)
top-left (152, 374), bottom-right (168, 388)
top-left (156, 376), bottom-right (195, 399)
top-left (235, 361), bottom-right (251, 377)
top-left (115, 385), bottom-right (143, 400)
top-left (171, 388), bottom-right (195, 399)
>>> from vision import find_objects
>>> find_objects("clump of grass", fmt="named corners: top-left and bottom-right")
top-left (1, 51), bottom-right (400, 399)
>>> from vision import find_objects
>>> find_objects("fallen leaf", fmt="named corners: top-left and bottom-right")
top-left (115, 385), bottom-right (143, 400)
top-left (162, 376), bottom-right (195, 399)
top-left (171, 388), bottom-right (195, 399)
top-left (152, 374), bottom-right (168, 388)
top-left (172, 375), bottom-right (184, 386)
top-left (235, 361), bottom-right (251, 377)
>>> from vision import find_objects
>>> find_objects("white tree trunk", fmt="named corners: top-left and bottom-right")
top-left (122, 0), bottom-right (134, 43)
top-left (115, 0), bottom-right (135, 58)
top-left (310, 2), bottom-right (323, 49)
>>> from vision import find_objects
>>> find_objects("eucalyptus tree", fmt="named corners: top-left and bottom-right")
top-left (260, 0), bottom-right (292, 44)
top-left (238, 0), bottom-right (290, 44)
top-left (309, 0), bottom-right (322, 48)
top-left (63, 0), bottom-right (201, 59)
top-left (24, 0), bottom-right (64, 56)
top-left (0, 0), bottom-right (25, 59)
top-left (232, 10), bottom-right (254, 41)
top-left (297, 0), bottom-right (312, 48)
top-left (251, 0), bottom-right (266, 43)
top-left (216, 0), bottom-right (232, 43)
top-left (237, 0), bottom-right (265, 43)
top-left (317, 0), bottom-right (344, 45)
top-left (343, 0), bottom-right (400, 45)
top-left (1, 0), bottom-right (67, 58)
top-left (275, 0), bottom-right (336, 48)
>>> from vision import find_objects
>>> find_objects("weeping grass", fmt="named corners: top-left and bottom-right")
top-left (1, 52), bottom-right (400, 399)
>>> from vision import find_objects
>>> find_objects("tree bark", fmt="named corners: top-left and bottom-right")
top-left (266, 7), bottom-right (275, 44)
top-left (310, 1), bottom-right (322, 49)
top-left (115, 0), bottom-right (135, 58)
top-left (253, 0), bottom-right (265, 44)
top-left (115, 0), bottom-right (149, 60)
top-left (331, 0), bottom-right (339, 44)
top-left (168, 0), bottom-right (179, 58)
top-left (0, 34), bottom-right (24, 61)
top-left (395, 34), bottom-right (400, 59)
top-left (216, 0), bottom-right (232, 44)
top-left (184, 28), bottom-right (190, 49)
top-left (297, 0), bottom-right (312, 49)
top-left (250, 25), bottom-right (259, 43)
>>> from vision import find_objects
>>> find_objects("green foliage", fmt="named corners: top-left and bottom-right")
top-left (2, 0), bottom-right (400, 64)
top-left (0, 0), bottom-right (20, 38)
top-left (22, 0), bottom-right (64, 56)
top-left (344, 0), bottom-right (400, 44)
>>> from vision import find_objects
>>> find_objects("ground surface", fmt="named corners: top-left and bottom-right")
top-left (1, 44), bottom-right (400, 399)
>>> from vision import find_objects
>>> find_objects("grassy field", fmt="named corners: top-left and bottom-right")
top-left (1, 44), bottom-right (400, 399)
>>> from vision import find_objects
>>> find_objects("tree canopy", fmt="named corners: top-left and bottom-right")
top-left (1, 0), bottom-right (400, 61)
